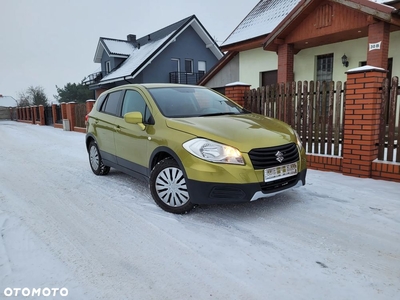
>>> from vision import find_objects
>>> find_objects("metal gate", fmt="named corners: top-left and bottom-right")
top-left (44, 106), bottom-right (53, 125)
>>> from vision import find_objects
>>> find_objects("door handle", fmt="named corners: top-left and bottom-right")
top-left (114, 125), bottom-right (121, 132)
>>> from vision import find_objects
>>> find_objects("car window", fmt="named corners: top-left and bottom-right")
top-left (100, 91), bottom-right (123, 116)
top-left (121, 90), bottom-right (146, 116)
top-left (148, 87), bottom-right (246, 118)
top-left (121, 90), bottom-right (154, 124)
top-left (96, 94), bottom-right (106, 111)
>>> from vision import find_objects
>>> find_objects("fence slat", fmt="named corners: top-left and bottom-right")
top-left (307, 81), bottom-right (315, 153)
top-left (378, 78), bottom-right (389, 160)
top-left (334, 81), bottom-right (342, 156)
top-left (327, 81), bottom-right (335, 155)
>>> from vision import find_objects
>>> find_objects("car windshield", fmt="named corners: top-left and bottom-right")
top-left (147, 87), bottom-right (248, 118)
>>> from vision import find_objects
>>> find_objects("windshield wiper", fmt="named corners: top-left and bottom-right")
top-left (198, 112), bottom-right (239, 117)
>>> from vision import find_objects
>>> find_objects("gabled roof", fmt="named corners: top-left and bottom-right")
top-left (92, 15), bottom-right (223, 85)
top-left (221, 0), bottom-right (302, 50)
top-left (0, 95), bottom-right (17, 107)
top-left (262, 0), bottom-right (400, 52)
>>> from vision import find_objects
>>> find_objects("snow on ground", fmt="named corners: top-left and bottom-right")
top-left (0, 120), bottom-right (399, 300)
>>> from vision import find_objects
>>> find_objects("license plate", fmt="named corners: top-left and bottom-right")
top-left (264, 163), bottom-right (298, 182)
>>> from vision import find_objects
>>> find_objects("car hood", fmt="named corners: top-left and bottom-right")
top-left (165, 113), bottom-right (296, 152)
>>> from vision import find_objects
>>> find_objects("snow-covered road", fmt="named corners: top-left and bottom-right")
top-left (0, 121), bottom-right (399, 300)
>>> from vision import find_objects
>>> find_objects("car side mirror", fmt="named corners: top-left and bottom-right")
top-left (124, 111), bottom-right (145, 130)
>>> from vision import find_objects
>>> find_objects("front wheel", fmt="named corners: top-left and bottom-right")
top-left (150, 158), bottom-right (194, 214)
top-left (88, 141), bottom-right (110, 175)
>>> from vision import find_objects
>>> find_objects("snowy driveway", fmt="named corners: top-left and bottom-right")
top-left (0, 121), bottom-right (399, 300)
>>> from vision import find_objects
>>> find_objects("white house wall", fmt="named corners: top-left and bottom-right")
top-left (239, 48), bottom-right (277, 88)
top-left (237, 31), bottom-right (399, 89)
top-left (205, 54), bottom-right (240, 88)
top-left (294, 31), bottom-right (400, 83)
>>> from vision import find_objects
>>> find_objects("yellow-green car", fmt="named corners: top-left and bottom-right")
top-left (86, 84), bottom-right (307, 213)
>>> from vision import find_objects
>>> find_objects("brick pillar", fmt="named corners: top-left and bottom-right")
top-left (60, 103), bottom-right (67, 119)
top-left (367, 21), bottom-right (390, 70)
top-left (52, 104), bottom-right (58, 125)
top-left (22, 107), bottom-right (25, 120)
top-left (32, 106), bottom-right (37, 124)
top-left (66, 102), bottom-right (76, 131)
top-left (30, 107), bottom-right (34, 124)
top-left (95, 88), bottom-right (107, 99)
top-left (225, 82), bottom-right (251, 107)
top-left (86, 99), bottom-right (96, 114)
top-left (277, 43), bottom-right (294, 84)
top-left (39, 105), bottom-right (45, 125)
top-left (342, 66), bottom-right (387, 178)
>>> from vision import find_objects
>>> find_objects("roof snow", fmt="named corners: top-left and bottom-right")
top-left (221, 0), bottom-right (301, 47)
top-left (100, 34), bottom-right (173, 83)
top-left (0, 96), bottom-right (17, 107)
top-left (102, 39), bottom-right (135, 56)
top-left (221, 0), bottom-right (396, 47)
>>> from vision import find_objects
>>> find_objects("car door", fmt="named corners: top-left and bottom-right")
top-left (114, 89), bottom-right (152, 176)
top-left (93, 90), bottom-right (123, 164)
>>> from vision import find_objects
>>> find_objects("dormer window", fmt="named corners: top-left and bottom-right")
top-left (105, 61), bottom-right (111, 74)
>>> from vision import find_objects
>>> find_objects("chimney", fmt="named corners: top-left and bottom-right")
top-left (127, 34), bottom-right (136, 42)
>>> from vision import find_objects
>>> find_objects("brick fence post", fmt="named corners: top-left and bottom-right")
top-left (225, 82), bottom-right (251, 107)
top-left (342, 66), bottom-right (387, 178)
top-left (32, 106), bottom-right (37, 124)
top-left (60, 103), bottom-right (67, 119)
top-left (66, 102), bottom-right (77, 131)
top-left (86, 99), bottom-right (96, 114)
top-left (39, 105), bottom-right (45, 125)
top-left (52, 104), bottom-right (57, 125)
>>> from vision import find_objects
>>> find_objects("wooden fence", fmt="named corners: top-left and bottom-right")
top-left (378, 76), bottom-right (399, 163)
top-left (243, 81), bottom-right (345, 157)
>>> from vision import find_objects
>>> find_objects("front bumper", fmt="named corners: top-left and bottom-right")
top-left (186, 169), bottom-right (307, 205)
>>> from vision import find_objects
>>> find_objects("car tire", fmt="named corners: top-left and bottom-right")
top-left (88, 141), bottom-right (110, 176)
top-left (150, 158), bottom-right (194, 214)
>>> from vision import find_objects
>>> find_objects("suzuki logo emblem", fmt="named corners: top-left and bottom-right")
top-left (275, 151), bottom-right (284, 163)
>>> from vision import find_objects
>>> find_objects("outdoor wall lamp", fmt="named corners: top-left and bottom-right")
top-left (341, 54), bottom-right (349, 67)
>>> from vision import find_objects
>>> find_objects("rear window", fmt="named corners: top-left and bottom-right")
top-left (99, 91), bottom-right (123, 116)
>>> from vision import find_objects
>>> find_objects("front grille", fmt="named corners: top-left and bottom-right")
top-left (248, 143), bottom-right (299, 169)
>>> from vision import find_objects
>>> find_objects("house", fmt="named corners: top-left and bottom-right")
top-left (0, 95), bottom-right (18, 107)
top-left (199, 0), bottom-right (400, 90)
top-left (83, 15), bottom-right (223, 98)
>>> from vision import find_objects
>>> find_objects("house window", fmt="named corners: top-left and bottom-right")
top-left (185, 59), bottom-right (193, 74)
top-left (198, 61), bottom-right (206, 75)
top-left (170, 58), bottom-right (180, 83)
top-left (316, 54), bottom-right (333, 82)
top-left (105, 61), bottom-right (111, 75)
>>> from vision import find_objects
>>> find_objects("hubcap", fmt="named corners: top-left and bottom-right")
top-left (155, 167), bottom-right (189, 207)
top-left (89, 145), bottom-right (99, 170)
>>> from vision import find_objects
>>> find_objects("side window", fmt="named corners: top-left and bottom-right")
top-left (121, 90), bottom-right (152, 123)
top-left (100, 91), bottom-right (123, 116)
top-left (96, 94), bottom-right (107, 111)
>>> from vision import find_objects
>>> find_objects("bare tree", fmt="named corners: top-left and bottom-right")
top-left (17, 86), bottom-right (49, 106)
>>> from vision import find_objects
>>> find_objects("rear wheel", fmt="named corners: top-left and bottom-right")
top-left (88, 141), bottom-right (110, 175)
top-left (150, 158), bottom-right (194, 214)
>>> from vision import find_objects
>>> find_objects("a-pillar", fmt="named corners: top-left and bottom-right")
top-left (66, 102), bottom-right (77, 131)
top-left (367, 20), bottom-right (390, 70)
top-left (277, 43), bottom-right (294, 84)
top-left (342, 66), bottom-right (387, 178)
top-left (225, 82), bottom-right (251, 107)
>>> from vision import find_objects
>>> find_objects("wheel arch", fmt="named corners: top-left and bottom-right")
top-left (148, 147), bottom-right (187, 177)
top-left (85, 133), bottom-right (97, 152)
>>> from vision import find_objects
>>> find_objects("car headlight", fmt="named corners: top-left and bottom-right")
top-left (183, 138), bottom-right (244, 165)
top-left (293, 130), bottom-right (303, 150)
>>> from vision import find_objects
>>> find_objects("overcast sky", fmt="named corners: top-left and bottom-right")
top-left (0, 0), bottom-right (257, 101)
